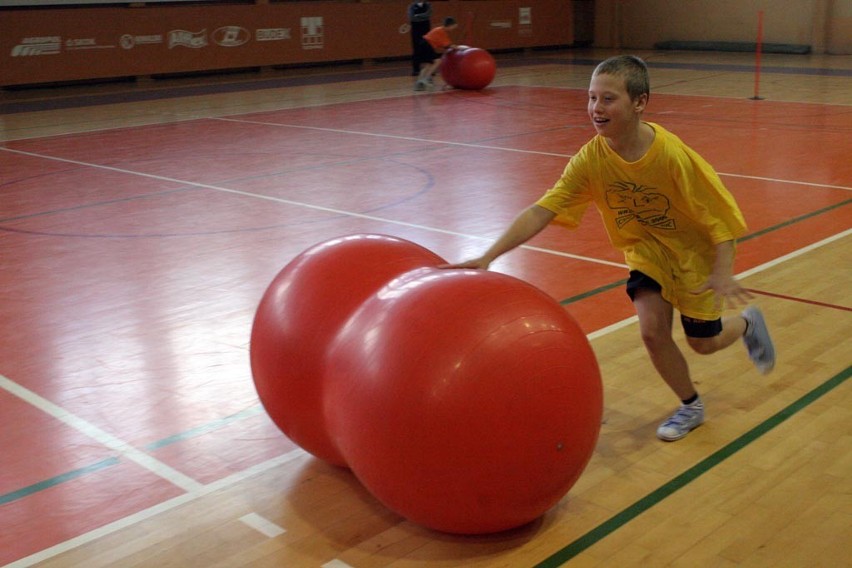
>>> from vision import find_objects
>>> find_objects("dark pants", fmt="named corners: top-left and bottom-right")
top-left (410, 21), bottom-right (431, 74)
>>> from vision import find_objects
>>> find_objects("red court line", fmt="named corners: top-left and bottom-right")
top-left (746, 289), bottom-right (852, 312)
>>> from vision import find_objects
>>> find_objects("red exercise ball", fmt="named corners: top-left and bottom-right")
top-left (441, 46), bottom-right (496, 90)
top-left (250, 234), bottom-right (445, 466)
top-left (323, 267), bottom-right (602, 534)
top-left (439, 44), bottom-right (466, 88)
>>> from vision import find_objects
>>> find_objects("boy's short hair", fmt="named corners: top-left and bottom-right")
top-left (593, 55), bottom-right (650, 101)
top-left (443, 17), bottom-right (457, 27)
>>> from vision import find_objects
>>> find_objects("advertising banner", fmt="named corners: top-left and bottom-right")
top-left (0, 1), bottom-right (572, 87)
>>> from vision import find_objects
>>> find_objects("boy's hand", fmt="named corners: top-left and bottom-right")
top-left (691, 274), bottom-right (753, 309)
top-left (694, 240), bottom-right (751, 309)
top-left (438, 257), bottom-right (491, 270)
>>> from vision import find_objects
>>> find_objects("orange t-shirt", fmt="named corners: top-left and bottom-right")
top-left (424, 26), bottom-right (452, 51)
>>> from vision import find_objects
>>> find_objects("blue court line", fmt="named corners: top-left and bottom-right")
top-left (144, 405), bottom-right (264, 451)
top-left (0, 407), bottom-right (263, 507)
top-left (535, 364), bottom-right (851, 567)
top-left (0, 457), bottom-right (119, 506)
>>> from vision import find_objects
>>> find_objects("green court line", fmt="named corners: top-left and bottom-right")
top-left (144, 405), bottom-right (263, 450)
top-left (535, 365), bottom-right (851, 568)
top-left (557, 198), bottom-right (851, 306)
top-left (0, 406), bottom-right (264, 507)
top-left (738, 197), bottom-right (851, 242)
top-left (559, 279), bottom-right (628, 306)
top-left (0, 457), bottom-right (120, 506)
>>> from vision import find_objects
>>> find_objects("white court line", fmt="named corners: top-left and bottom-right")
top-left (0, 147), bottom-right (626, 270)
top-left (736, 227), bottom-right (852, 279)
top-left (587, 315), bottom-right (639, 341)
top-left (4, 229), bottom-right (849, 567)
top-left (0, 374), bottom-right (203, 493)
top-left (717, 171), bottom-right (852, 191)
top-left (323, 560), bottom-right (356, 568)
top-left (3, 448), bottom-right (307, 568)
top-left (7, 142), bottom-right (846, 274)
top-left (214, 116), bottom-right (572, 157)
top-left (240, 512), bottom-right (287, 538)
top-left (212, 117), bottom-right (852, 192)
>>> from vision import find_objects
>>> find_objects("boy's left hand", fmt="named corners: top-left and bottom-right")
top-left (691, 274), bottom-right (754, 309)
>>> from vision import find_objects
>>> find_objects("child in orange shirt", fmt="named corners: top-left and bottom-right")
top-left (414, 17), bottom-right (458, 91)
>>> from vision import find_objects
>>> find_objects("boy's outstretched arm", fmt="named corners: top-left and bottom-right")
top-left (442, 205), bottom-right (556, 270)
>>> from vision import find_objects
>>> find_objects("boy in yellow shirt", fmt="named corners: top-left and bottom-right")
top-left (445, 55), bottom-right (775, 441)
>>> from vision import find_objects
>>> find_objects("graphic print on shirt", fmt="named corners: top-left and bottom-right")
top-left (606, 181), bottom-right (676, 230)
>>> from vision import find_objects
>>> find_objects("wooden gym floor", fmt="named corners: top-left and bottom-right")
top-left (1, 48), bottom-right (850, 567)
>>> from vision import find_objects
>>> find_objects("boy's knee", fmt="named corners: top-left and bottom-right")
top-left (639, 327), bottom-right (670, 352)
top-left (686, 336), bottom-right (718, 355)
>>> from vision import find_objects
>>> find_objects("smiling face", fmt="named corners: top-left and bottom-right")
top-left (587, 72), bottom-right (648, 139)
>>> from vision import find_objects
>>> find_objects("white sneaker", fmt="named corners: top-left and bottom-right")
top-left (742, 306), bottom-right (776, 374)
top-left (657, 399), bottom-right (705, 441)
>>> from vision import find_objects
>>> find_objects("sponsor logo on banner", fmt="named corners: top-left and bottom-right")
top-left (489, 21), bottom-right (512, 29)
top-left (120, 34), bottom-right (163, 50)
top-left (10, 36), bottom-right (61, 57)
top-left (213, 26), bottom-right (250, 47)
top-left (256, 28), bottom-right (291, 42)
top-left (169, 30), bottom-right (208, 49)
top-left (519, 7), bottom-right (532, 36)
top-left (65, 38), bottom-right (115, 50)
top-left (301, 17), bottom-right (323, 50)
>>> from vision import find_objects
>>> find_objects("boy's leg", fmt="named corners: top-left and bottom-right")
top-left (431, 58), bottom-right (442, 78)
top-left (632, 287), bottom-right (705, 441)
top-left (684, 315), bottom-right (745, 355)
top-left (416, 61), bottom-right (436, 86)
top-left (683, 308), bottom-right (775, 374)
top-left (633, 288), bottom-right (696, 401)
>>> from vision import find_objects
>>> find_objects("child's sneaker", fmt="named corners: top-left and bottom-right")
top-left (742, 306), bottom-right (776, 374)
top-left (657, 398), bottom-right (704, 441)
top-left (414, 80), bottom-right (427, 91)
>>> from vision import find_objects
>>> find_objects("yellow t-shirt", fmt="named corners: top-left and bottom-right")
top-left (535, 122), bottom-right (747, 319)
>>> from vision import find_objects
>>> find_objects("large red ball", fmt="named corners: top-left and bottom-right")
top-left (250, 234), bottom-right (445, 466)
top-left (323, 267), bottom-right (602, 534)
top-left (441, 46), bottom-right (496, 90)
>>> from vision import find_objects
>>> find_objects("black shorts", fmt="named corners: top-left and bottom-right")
top-left (625, 270), bottom-right (722, 338)
top-left (415, 39), bottom-right (439, 64)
